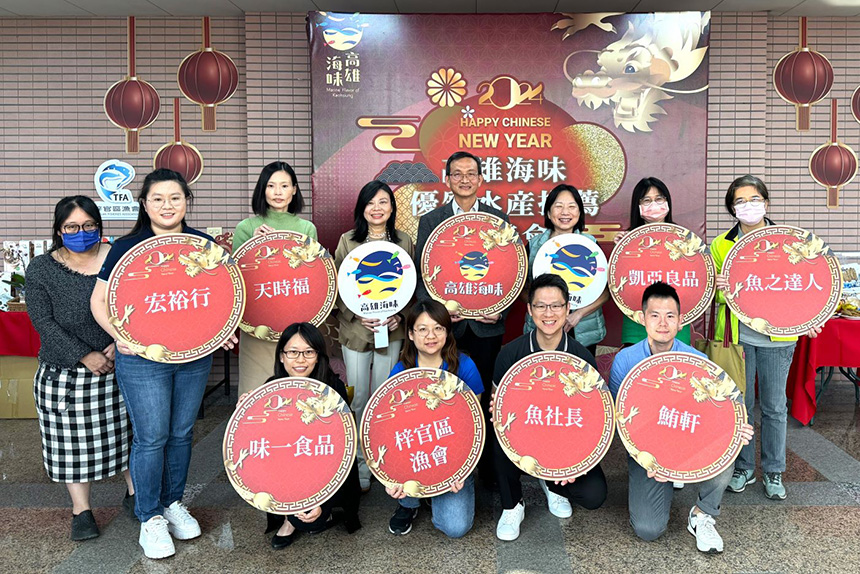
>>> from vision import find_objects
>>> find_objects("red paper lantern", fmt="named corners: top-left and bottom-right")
top-left (809, 100), bottom-right (858, 208)
top-left (773, 17), bottom-right (833, 131)
top-left (104, 17), bottom-right (160, 154)
top-left (177, 17), bottom-right (239, 132)
top-left (852, 86), bottom-right (860, 125)
top-left (154, 98), bottom-right (204, 184)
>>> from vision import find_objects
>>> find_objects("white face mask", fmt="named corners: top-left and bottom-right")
top-left (734, 202), bottom-right (766, 226)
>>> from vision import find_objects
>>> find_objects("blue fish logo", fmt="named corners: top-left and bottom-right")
top-left (94, 160), bottom-right (135, 203)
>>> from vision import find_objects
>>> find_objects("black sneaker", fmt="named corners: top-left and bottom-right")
top-left (71, 510), bottom-right (100, 541)
top-left (122, 491), bottom-right (136, 519)
top-left (388, 505), bottom-right (418, 535)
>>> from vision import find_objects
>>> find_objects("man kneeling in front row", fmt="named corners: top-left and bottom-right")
top-left (609, 281), bottom-right (754, 553)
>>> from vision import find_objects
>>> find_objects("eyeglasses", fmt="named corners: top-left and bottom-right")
top-left (639, 196), bottom-right (667, 207)
top-left (531, 303), bottom-right (567, 312)
top-left (146, 195), bottom-right (186, 209)
top-left (282, 349), bottom-right (318, 360)
top-left (733, 196), bottom-right (765, 207)
top-left (448, 172), bottom-right (480, 182)
top-left (62, 222), bottom-right (98, 234)
top-left (413, 325), bottom-right (447, 338)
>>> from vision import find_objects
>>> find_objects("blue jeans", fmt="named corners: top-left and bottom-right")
top-left (115, 351), bottom-right (212, 522)
top-left (737, 343), bottom-right (796, 473)
top-left (399, 474), bottom-right (475, 538)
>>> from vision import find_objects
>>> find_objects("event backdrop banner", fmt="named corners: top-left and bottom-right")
top-left (309, 12), bottom-right (711, 251)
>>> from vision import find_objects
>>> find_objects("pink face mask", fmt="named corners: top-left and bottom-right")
top-left (734, 202), bottom-right (766, 226)
top-left (639, 201), bottom-right (670, 223)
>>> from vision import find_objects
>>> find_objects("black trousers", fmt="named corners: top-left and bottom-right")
top-left (455, 324), bottom-right (503, 482)
top-left (493, 437), bottom-right (607, 510)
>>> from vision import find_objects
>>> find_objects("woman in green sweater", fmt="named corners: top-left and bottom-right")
top-left (616, 177), bottom-right (691, 345)
top-left (232, 161), bottom-right (318, 394)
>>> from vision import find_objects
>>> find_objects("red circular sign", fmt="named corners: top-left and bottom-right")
top-left (722, 225), bottom-right (842, 336)
top-left (360, 368), bottom-right (484, 498)
top-left (106, 233), bottom-right (244, 363)
top-left (233, 232), bottom-right (337, 341)
top-left (608, 223), bottom-right (715, 326)
top-left (493, 352), bottom-right (614, 480)
top-left (615, 352), bottom-right (747, 483)
top-left (223, 377), bottom-right (357, 514)
top-left (421, 213), bottom-right (527, 317)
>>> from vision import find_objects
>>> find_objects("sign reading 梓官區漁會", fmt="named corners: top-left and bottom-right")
top-left (309, 12), bottom-right (711, 250)
top-left (94, 160), bottom-right (139, 221)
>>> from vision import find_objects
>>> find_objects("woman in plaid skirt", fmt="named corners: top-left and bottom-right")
top-left (27, 196), bottom-right (133, 541)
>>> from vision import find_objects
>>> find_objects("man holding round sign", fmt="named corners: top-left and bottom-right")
top-left (609, 282), bottom-right (754, 554)
top-left (492, 273), bottom-right (609, 541)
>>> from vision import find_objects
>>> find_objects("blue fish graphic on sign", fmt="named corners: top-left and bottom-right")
top-left (94, 160), bottom-right (135, 203)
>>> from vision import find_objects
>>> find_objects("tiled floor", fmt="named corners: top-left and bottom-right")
top-left (2, 378), bottom-right (859, 574)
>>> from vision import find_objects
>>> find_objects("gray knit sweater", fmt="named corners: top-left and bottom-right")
top-left (26, 253), bottom-right (113, 369)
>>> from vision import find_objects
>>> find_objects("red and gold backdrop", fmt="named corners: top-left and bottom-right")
top-left (309, 12), bottom-right (711, 252)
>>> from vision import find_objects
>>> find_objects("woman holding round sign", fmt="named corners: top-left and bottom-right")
top-left (616, 177), bottom-right (692, 345)
top-left (334, 180), bottom-right (414, 492)
top-left (526, 184), bottom-right (609, 355)
top-left (232, 162), bottom-right (319, 395)
top-left (712, 175), bottom-right (826, 501)
top-left (235, 322), bottom-right (361, 549)
top-left (27, 196), bottom-right (133, 541)
top-left (91, 169), bottom-right (239, 560)
top-left (380, 300), bottom-right (484, 538)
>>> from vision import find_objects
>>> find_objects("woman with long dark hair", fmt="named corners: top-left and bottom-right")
top-left (525, 184), bottom-right (609, 355)
top-left (384, 300), bottom-right (483, 539)
top-left (90, 169), bottom-right (236, 560)
top-left (334, 180), bottom-right (413, 492)
top-left (616, 177), bottom-right (691, 345)
top-left (27, 195), bottom-right (133, 541)
top-left (233, 161), bottom-right (318, 395)
top-left (264, 322), bottom-right (361, 549)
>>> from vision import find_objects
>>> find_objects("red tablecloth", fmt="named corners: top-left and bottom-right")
top-left (0, 311), bottom-right (41, 357)
top-left (787, 318), bottom-right (860, 425)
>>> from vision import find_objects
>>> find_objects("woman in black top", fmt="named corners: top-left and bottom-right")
top-left (27, 195), bottom-right (133, 541)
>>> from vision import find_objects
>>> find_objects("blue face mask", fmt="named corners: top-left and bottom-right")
top-left (63, 229), bottom-right (101, 253)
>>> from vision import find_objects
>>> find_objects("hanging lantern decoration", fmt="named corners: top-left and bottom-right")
top-left (851, 86), bottom-right (860, 125)
top-left (153, 98), bottom-right (204, 184)
top-left (773, 17), bottom-right (833, 131)
top-left (809, 99), bottom-right (858, 209)
top-left (177, 17), bottom-right (239, 132)
top-left (104, 17), bottom-right (161, 153)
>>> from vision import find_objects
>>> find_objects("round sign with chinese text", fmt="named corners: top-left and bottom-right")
top-left (360, 368), bottom-right (484, 498)
top-left (223, 377), bottom-right (357, 515)
top-left (608, 224), bottom-right (715, 326)
top-left (493, 351), bottom-right (614, 480)
top-left (337, 240), bottom-right (417, 320)
top-left (233, 232), bottom-right (337, 341)
top-left (722, 225), bottom-right (842, 336)
top-left (421, 213), bottom-right (526, 317)
top-left (105, 233), bottom-right (244, 363)
top-left (615, 352), bottom-right (747, 483)
top-left (533, 233), bottom-right (608, 310)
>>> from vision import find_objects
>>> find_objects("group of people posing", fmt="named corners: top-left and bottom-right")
top-left (26, 151), bottom-right (815, 560)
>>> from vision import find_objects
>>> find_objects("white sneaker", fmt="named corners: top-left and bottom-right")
top-left (673, 482), bottom-right (685, 490)
top-left (163, 501), bottom-right (201, 540)
top-left (139, 516), bottom-right (175, 559)
top-left (496, 502), bottom-right (525, 541)
top-left (686, 507), bottom-right (723, 554)
top-left (539, 480), bottom-right (572, 518)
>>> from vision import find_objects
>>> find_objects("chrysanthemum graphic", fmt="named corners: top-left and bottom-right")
top-left (427, 68), bottom-right (467, 108)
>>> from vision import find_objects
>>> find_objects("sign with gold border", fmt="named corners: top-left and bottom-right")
top-left (233, 232), bottom-right (337, 341)
top-left (722, 225), bottom-right (842, 336)
top-left (421, 212), bottom-right (526, 318)
top-left (105, 233), bottom-right (244, 363)
top-left (222, 377), bottom-right (357, 515)
top-left (493, 351), bottom-right (614, 480)
top-left (360, 368), bottom-right (484, 498)
top-left (608, 223), bottom-right (715, 326)
top-left (533, 233), bottom-right (608, 310)
top-left (615, 352), bottom-right (746, 483)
